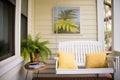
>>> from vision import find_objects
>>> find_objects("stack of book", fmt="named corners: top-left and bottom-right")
top-left (28, 62), bottom-right (45, 68)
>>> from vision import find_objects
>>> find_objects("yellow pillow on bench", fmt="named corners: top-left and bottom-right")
top-left (86, 52), bottom-right (108, 68)
top-left (58, 52), bottom-right (78, 69)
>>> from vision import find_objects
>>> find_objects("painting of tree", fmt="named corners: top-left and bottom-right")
top-left (53, 7), bottom-right (80, 34)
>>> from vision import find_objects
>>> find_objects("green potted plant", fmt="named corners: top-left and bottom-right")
top-left (21, 34), bottom-right (52, 63)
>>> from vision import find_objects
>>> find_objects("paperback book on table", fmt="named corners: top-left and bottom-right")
top-left (29, 62), bottom-right (45, 68)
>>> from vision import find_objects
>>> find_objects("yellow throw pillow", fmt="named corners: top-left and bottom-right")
top-left (58, 52), bottom-right (78, 69)
top-left (86, 52), bottom-right (108, 68)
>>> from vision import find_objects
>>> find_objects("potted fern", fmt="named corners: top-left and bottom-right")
top-left (21, 34), bottom-right (51, 63)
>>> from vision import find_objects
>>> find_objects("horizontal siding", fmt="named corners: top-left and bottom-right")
top-left (35, 29), bottom-right (96, 34)
top-left (30, 0), bottom-right (97, 77)
top-left (35, 25), bottom-right (97, 31)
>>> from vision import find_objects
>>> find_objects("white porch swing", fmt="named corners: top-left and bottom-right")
top-left (54, 0), bottom-right (119, 79)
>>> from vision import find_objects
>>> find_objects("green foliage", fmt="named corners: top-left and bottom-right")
top-left (58, 9), bottom-right (78, 20)
top-left (54, 19), bottom-right (79, 33)
top-left (21, 34), bottom-right (52, 63)
top-left (106, 0), bottom-right (111, 4)
top-left (54, 8), bottom-right (79, 33)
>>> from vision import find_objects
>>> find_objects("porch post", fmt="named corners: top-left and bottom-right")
top-left (96, 0), bottom-right (104, 46)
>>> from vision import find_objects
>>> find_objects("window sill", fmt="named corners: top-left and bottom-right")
top-left (0, 56), bottom-right (23, 77)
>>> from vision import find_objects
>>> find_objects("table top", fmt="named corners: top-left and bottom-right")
top-left (24, 62), bottom-right (48, 71)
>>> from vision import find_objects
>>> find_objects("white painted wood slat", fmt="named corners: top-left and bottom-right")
top-left (55, 41), bottom-right (119, 76)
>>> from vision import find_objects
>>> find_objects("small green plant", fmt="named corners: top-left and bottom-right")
top-left (21, 34), bottom-right (51, 63)
top-left (54, 19), bottom-right (78, 33)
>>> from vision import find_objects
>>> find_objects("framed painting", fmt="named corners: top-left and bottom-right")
top-left (53, 7), bottom-right (80, 34)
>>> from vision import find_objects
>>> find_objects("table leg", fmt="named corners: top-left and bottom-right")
top-left (25, 70), bottom-right (28, 80)
top-left (36, 71), bottom-right (39, 80)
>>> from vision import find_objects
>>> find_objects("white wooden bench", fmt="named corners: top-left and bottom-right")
top-left (55, 41), bottom-right (119, 79)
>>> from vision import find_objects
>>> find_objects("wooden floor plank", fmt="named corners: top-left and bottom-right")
top-left (32, 77), bottom-right (113, 80)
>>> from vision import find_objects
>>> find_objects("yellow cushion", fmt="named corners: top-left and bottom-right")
top-left (58, 52), bottom-right (78, 69)
top-left (86, 52), bottom-right (107, 68)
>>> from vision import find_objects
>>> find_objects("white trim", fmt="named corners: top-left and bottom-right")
top-left (28, 0), bottom-right (34, 36)
top-left (0, 0), bottom-right (22, 77)
top-left (112, 0), bottom-right (120, 52)
top-left (28, 0), bottom-right (32, 34)
top-left (112, 0), bottom-right (120, 79)
top-left (15, 0), bottom-right (21, 57)
top-left (56, 68), bottom-right (113, 74)
top-left (0, 57), bottom-right (23, 76)
top-left (97, 0), bottom-right (104, 45)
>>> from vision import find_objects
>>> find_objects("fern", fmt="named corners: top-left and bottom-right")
top-left (21, 34), bottom-right (52, 63)
top-left (54, 19), bottom-right (79, 33)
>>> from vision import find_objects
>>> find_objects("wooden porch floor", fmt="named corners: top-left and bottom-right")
top-left (32, 77), bottom-right (114, 80)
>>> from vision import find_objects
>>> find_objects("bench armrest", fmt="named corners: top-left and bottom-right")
top-left (54, 57), bottom-right (58, 60)
top-left (106, 55), bottom-right (119, 70)
top-left (106, 55), bottom-right (114, 68)
top-left (54, 57), bottom-right (59, 69)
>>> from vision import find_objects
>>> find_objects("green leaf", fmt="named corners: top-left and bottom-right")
top-left (21, 34), bottom-right (52, 63)
top-left (54, 19), bottom-right (79, 33)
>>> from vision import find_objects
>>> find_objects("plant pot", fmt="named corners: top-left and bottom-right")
top-left (30, 53), bottom-right (40, 63)
top-left (33, 53), bottom-right (40, 62)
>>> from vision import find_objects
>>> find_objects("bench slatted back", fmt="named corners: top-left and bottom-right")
top-left (59, 41), bottom-right (104, 66)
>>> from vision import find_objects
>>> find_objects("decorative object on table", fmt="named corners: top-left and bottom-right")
top-left (53, 7), bottom-right (80, 34)
top-left (28, 62), bottom-right (45, 68)
top-left (21, 34), bottom-right (52, 63)
top-left (24, 62), bottom-right (48, 70)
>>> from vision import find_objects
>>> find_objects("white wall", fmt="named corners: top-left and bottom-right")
top-left (29, 0), bottom-right (99, 77)
top-left (31, 0), bottom-right (97, 54)
top-left (113, 0), bottom-right (120, 80)
top-left (113, 0), bottom-right (120, 52)
top-left (0, 62), bottom-right (25, 80)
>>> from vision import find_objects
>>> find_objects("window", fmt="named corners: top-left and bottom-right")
top-left (21, 14), bottom-right (28, 40)
top-left (0, 0), bottom-right (15, 61)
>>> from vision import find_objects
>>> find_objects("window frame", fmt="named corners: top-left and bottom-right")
top-left (97, 0), bottom-right (104, 46)
top-left (0, 0), bottom-right (22, 76)
top-left (0, 0), bottom-right (15, 61)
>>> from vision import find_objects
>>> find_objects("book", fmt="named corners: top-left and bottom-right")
top-left (29, 62), bottom-right (45, 68)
